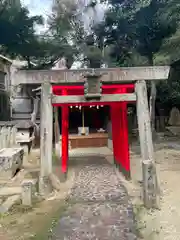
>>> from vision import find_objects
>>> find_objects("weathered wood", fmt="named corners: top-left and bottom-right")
top-left (13, 66), bottom-right (170, 85)
top-left (135, 80), bottom-right (160, 209)
top-left (52, 93), bottom-right (136, 104)
top-left (10, 126), bottom-right (16, 146)
top-left (6, 127), bottom-right (11, 147)
top-left (136, 81), bottom-right (154, 162)
top-left (149, 81), bottom-right (157, 138)
top-left (0, 126), bottom-right (18, 149)
top-left (54, 107), bottom-right (60, 144)
top-left (40, 81), bottom-right (53, 176)
top-left (39, 81), bottom-right (53, 196)
top-left (31, 97), bottom-right (39, 124)
top-left (1, 127), bottom-right (8, 149)
top-left (142, 160), bottom-right (159, 209)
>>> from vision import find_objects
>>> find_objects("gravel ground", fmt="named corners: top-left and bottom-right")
top-left (128, 140), bottom-right (180, 240)
top-left (51, 156), bottom-right (137, 240)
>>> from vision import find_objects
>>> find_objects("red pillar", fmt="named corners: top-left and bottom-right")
top-left (111, 104), bottom-right (122, 165)
top-left (119, 102), bottom-right (130, 178)
top-left (111, 99), bottom-right (130, 179)
top-left (61, 89), bottom-right (69, 174)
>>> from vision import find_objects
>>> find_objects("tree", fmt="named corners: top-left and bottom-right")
top-left (0, 1), bottom-right (44, 67)
top-left (0, 1), bottom-right (75, 69)
top-left (87, 0), bottom-right (180, 133)
top-left (86, 0), bottom-right (145, 67)
top-left (134, 0), bottom-right (177, 135)
top-left (48, 0), bottom-right (84, 69)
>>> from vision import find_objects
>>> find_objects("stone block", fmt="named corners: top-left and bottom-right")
top-left (21, 182), bottom-right (32, 206)
top-left (0, 187), bottom-right (22, 197)
top-left (0, 147), bottom-right (24, 180)
top-left (0, 195), bottom-right (20, 214)
top-left (39, 176), bottom-right (53, 198)
top-left (21, 178), bottom-right (38, 198)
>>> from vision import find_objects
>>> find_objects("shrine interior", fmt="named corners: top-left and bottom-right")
top-left (57, 105), bottom-right (110, 134)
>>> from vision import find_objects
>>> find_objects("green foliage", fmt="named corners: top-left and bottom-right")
top-left (0, 2), bottom-right (43, 63)
top-left (86, 0), bottom-right (180, 106)
top-left (2, 0), bottom-right (180, 106)
top-left (134, 0), bottom-right (177, 64)
top-left (0, 0), bottom-right (76, 69)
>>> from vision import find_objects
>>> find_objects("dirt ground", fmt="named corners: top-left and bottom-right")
top-left (125, 138), bottom-right (180, 240)
top-left (0, 151), bottom-right (75, 240)
top-left (1, 139), bottom-right (180, 239)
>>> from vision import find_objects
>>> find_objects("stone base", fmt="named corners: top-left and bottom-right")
top-left (114, 158), bottom-right (131, 180)
top-left (39, 176), bottom-right (53, 198)
top-left (0, 148), bottom-right (24, 180)
top-left (59, 172), bottom-right (67, 183)
top-left (107, 139), bottom-right (113, 150)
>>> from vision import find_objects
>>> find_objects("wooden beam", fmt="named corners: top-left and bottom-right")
top-left (51, 93), bottom-right (136, 104)
top-left (13, 66), bottom-right (170, 85)
top-left (135, 80), bottom-right (160, 209)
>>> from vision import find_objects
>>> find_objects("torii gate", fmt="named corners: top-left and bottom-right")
top-left (13, 66), bottom-right (170, 208)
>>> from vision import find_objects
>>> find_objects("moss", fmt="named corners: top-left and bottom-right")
top-left (29, 201), bottom-right (68, 240)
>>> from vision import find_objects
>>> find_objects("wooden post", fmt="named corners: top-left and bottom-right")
top-left (111, 105), bottom-right (119, 165)
top-left (135, 80), bottom-right (160, 209)
top-left (120, 102), bottom-right (130, 179)
top-left (54, 107), bottom-right (60, 144)
top-left (39, 81), bottom-right (53, 196)
top-left (61, 89), bottom-right (69, 181)
top-left (31, 97), bottom-right (39, 124)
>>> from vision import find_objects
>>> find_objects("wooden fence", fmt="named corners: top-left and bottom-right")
top-left (0, 125), bottom-right (17, 150)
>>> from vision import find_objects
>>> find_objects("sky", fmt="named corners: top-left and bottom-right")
top-left (20, 0), bottom-right (105, 68)
top-left (21, 0), bottom-right (52, 33)
top-left (21, 0), bottom-right (52, 17)
top-left (21, 0), bottom-right (105, 33)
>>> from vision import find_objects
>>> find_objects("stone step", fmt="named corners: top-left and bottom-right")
top-left (0, 195), bottom-right (20, 214)
top-left (0, 187), bottom-right (22, 197)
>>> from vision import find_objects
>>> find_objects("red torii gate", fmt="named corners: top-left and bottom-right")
top-left (13, 66), bottom-right (170, 208)
top-left (52, 83), bottom-right (135, 179)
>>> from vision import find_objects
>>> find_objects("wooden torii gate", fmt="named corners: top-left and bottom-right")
top-left (13, 66), bottom-right (170, 208)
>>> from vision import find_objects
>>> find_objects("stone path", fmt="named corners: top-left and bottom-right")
top-left (51, 157), bottom-right (137, 240)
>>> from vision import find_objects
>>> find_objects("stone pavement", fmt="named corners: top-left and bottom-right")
top-left (51, 156), bottom-right (137, 240)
